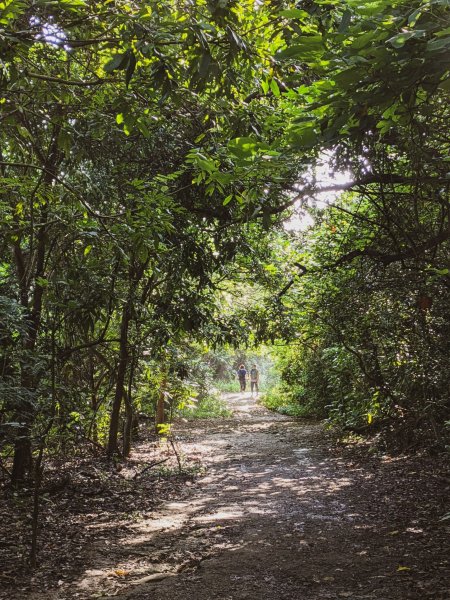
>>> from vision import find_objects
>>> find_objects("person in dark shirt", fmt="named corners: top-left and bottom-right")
top-left (237, 364), bottom-right (248, 392)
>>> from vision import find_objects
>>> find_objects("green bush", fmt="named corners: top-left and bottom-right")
top-left (261, 386), bottom-right (317, 418)
top-left (177, 393), bottom-right (232, 419)
top-left (214, 380), bottom-right (240, 393)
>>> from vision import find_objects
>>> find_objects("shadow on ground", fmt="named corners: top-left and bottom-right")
top-left (1, 393), bottom-right (448, 600)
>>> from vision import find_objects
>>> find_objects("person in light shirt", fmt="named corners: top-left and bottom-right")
top-left (250, 364), bottom-right (259, 397)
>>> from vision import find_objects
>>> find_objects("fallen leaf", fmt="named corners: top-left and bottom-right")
top-left (397, 566), bottom-right (411, 572)
top-left (111, 569), bottom-right (130, 577)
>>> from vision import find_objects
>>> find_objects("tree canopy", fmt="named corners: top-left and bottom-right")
top-left (1, 0), bottom-right (449, 487)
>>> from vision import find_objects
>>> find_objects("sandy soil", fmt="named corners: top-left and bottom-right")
top-left (2, 392), bottom-right (448, 600)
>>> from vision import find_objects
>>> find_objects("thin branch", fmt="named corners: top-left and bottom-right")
top-left (275, 174), bottom-right (450, 215)
top-left (132, 458), bottom-right (170, 480)
top-left (277, 227), bottom-right (450, 298)
top-left (24, 71), bottom-right (118, 87)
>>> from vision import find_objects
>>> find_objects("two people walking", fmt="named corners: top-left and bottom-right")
top-left (237, 364), bottom-right (259, 395)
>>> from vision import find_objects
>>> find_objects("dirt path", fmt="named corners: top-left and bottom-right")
top-left (8, 392), bottom-right (448, 600)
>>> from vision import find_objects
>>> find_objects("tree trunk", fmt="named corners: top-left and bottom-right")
top-left (10, 134), bottom-right (60, 484)
top-left (107, 303), bottom-right (130, 457)
top-left (123, 352), bottom-right (136, 457)
top-left (155, 372), bottom-right (167, 434)
top-left (11, 432), bottom-right (32, 484)
top-left (123, 391), bottom-right (133, 458)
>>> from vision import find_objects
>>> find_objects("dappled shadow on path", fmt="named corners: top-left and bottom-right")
top-left (67, 392), bottom-right (448, 600)
top-left (6, 392), bottom-right (448, 600)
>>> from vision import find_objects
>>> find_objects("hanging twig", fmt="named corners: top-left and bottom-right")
top-left (169, 439), bottom-right (183, 474)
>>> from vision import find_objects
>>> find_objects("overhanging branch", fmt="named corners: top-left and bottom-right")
top-left (274, 173), bottom-right (449, 215)
top-left (277, 228), bottom-right (450, 299)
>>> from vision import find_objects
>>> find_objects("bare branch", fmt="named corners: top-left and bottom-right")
top-left (24, 71), bottom-right (118, 87)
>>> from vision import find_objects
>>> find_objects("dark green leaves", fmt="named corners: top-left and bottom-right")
top-left (104, 52), bottom-right (130, 73)
top-left (387, 30), bottom-right (426, 48)
top-left (104, 50), bottom-right (137, 87)
top-left (125, 53), bottom-right (137, 87)
top-left (338, 9), bottom-right (352, 34)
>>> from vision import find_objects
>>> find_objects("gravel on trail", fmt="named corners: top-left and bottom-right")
top-left (2, 392), bottom-right (448, 600)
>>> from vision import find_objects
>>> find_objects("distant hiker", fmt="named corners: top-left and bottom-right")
top-left (250, 364), bottom-right (259, 396)
top-left (237, 364), bottom-right (248, 392)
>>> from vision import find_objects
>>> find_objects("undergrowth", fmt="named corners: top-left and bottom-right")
top-left (261, 386), bottom-right (318, 418)
top-left (213, 380), bottom-right (240, 393)
top-left (177, 393), bottom-right (232, 419)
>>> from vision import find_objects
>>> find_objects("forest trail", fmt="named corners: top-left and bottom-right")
top-left (13, 392), bottom-right (448, 600)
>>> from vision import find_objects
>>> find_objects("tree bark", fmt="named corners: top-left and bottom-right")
top-left (10, 131), bottom-right (60, 484)
top-left (155, 371), bottom-right (167, 434)
top-left (107, 302), bottom-right (130, 457)
top-left (123, 352), bottom-right (136, 457)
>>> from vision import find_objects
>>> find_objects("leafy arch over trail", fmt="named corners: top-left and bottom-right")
top-left (0, 0), bottom-right (449, 489)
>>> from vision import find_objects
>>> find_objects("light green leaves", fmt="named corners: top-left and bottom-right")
top-left (228, 137), bottom-right (269, 159)
top-left (276, 36), bottom-right (324, 63)
top-left (278, 9), bottom-right (309, 20)
top-left (270, 78), bottom-right (280, 97)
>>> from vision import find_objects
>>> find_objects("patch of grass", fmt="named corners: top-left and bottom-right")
top-left (261, 387), bottom-right (316, 418)
top-left (214, 380), bottom-right (240, 393)
top-left (178, 393), bottom-right (232, 419)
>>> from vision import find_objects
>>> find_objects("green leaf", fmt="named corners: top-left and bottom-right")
top-left (57, 130), bottom-right (71, 156)
top-left (288, 123), bottom-right (318, 149)
top-left (427, 36), bottom-right (450, 52)
top-left (104, 52), bottom-right (129, 73)
top-left (388, 31), bottom-right (426, 49)
top-left (270, 78), bottom-right (280, 97)
top-left (435, 27), bottom-right (450, 38)
top-left (334, 67), bottom-right (364, 89)
top-left (222, 194), bottom-right (233, 206)
top-left (261, 79), bottom-right (270, 94)
top-left (125, 52), bottom-right (136, 87)
top-left (350, 30), bottom-right (379, 50)
top-left (198, 52), bottom-right (212, 78)
top-left (36, 276), bottom-right (49, 287)
top-left (137, 119), bottom-right (151, 138)
top-left (438, 76), bottom-right (450, 92)
top-left (84, 245), bottom-right (92, 256)
top-left (278, 9), bottom-right (308, 19)
top-left (276, 36), bottom-right (324, 62)
top-left (338, 9), bottom-right (352, 34)
top-left (228, 137), bottom-right (267, 158)
top-left (408, 8), bottom-right (422, 27)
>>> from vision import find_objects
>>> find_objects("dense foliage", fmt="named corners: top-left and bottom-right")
top-left (1, 0), bottom-right (449, 496)
top-left (249, 0), bottom-right (450, 448)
